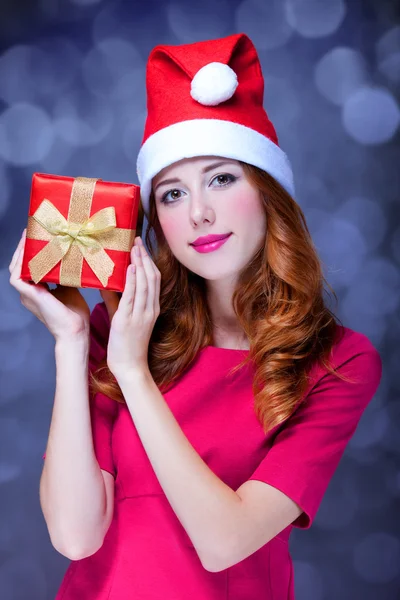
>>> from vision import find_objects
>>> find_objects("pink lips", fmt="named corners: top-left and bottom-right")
top-left (190, 233), bottom-right (232, 253)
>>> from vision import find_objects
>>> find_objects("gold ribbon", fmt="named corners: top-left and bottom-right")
top-left (27, 177), bottom-right (135, 288)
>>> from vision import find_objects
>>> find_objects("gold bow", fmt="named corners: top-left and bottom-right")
top-left (27, 176), bottom-right (135, 288)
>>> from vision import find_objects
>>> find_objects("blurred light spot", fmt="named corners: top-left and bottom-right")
top-left (376, 25), bottom-right (400, 84)
top-left (385, 463), bottom-right (400, 499)
top-left (0, 556), bottom-right (46, 599)
top-left (354, 532), bottom-right (400, 583)
top-left (122, 110), bottom-right (147, 163)
top-left (0, 464), bottom-right (20, 484)
top-left (0, 161), bottom-right (10, 220)
top-left (335, 195), bottom-right (387, 252)
top-left (53, 91), bottom-right (113, 146)
top-left (0, 39), bottom-right (81, 105)
top-left (342, 85), bottom-right (400, 145)
top-left (314, 472), bottom-right (359, 530)
top-left (0, 329), bottom-right (30, 371)
top-left (310, 211), bottom-right (367, 286)
top-left (377, 53), bottom-right (400, 86)
top-left (167, 0), bottom-right (232, 44)
top-left (70, 0), bottom-right (102, 5)
top-left (293, 561), bottom-right (324, 600)
top-left (112, 69), bottom-right (146, 104)
top-left (354, 466), bottom-right (394, 511)
top-left (0, 507), bottom-right (27, 547)
top-left (235, 0), bottom-right (294, 50)
top-left (81, 38), bottom-right (143, 100)
top-left (263, 76), bottom-right (300, 126)
top-left (0, 268), bottom-right (35, 333)
top-left (0, 418), bottom-right (22, 468)
top-left (92, 4), bottom-right (169, 48)
top-left (32, 37), bottom-right (82, 97)
top-left (391, 224), bottom-right (400, 266)
top-left (347, 445), bottom-right (386, 466)
top-left (0, 45), bottom-right (46, 104)
top-left (92, 3), bottom-right (127, 42)
top-left (1, 325), bottom-right (55, 408)
top-left (83, 130), bottom-right (137, 182)
top-left (315, 47), bottom-right (369, 106)
top-left (0, 103), bottom-right (54, 166)
top-left (38, 136), bottom-right (75, 172)
top-left (303, 174), bottom-right (337, 210)
top-left (284, 0), bottom-right (346, 38)
top-left (379, 420), bottom-right (400, 456)
top-left (342, 257), bottom-right (400, 317)
top-left (348, 405), bottom-right (389, 449)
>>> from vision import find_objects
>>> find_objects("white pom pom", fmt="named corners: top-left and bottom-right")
top-left (190, 62), bottom-right (238, 106)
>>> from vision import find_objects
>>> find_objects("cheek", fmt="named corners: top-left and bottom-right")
top-left (159, 215), bottom-right (182, 244)
top-left (229, 188), bottom-right (262, 225)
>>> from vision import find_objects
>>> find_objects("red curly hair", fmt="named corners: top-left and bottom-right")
top-left (90, 161), bottom-right (356, 435)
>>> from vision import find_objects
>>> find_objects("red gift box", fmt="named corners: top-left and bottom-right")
top-left (20, 173), bottom-right (141, 292)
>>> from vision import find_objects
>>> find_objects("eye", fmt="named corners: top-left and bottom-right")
top-left (160, 188), bottom-right (183, 204)
top-left (210, 173), bottom-right (237, 188)
top-left (160, 173), bottom-right (237, 205)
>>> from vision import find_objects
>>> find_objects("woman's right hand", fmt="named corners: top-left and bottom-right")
top-left (9, 229), bottom-right (91, 342)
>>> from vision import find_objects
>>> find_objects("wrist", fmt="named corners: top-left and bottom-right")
top-left (55, 332), bottom-right (89, 351)
top-left (116, 364), bottom-right (151, 387)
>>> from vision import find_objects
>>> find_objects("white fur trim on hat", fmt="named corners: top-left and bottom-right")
top-left (190, 62), bottom-right (238, 106)
top-left (136, 118), bottom-right (295, 217)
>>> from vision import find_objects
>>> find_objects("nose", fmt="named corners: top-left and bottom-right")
top-left (188, 189), bottom-right (214, 225)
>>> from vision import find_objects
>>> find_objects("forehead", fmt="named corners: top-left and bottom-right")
top-left (152, 156), bottom-right (240, 183)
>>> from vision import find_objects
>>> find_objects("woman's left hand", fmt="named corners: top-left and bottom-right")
top-left (100, 236), bottom-right (161, 381)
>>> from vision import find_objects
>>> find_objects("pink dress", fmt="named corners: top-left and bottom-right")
top-left (43, 302), bottom-right (382, 599)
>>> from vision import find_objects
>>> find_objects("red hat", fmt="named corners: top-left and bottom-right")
top-left (136, 32), bottom-right (295, 217)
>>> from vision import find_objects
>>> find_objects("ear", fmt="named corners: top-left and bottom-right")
top-left (99, 289), bottom-right (120, 323)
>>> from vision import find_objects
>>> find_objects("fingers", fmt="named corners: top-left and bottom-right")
top-left (132, 243), bottom-right (147, 314)
top-left (137, 238), bottom-right (161, 315)
top-left (118, 236), bottom-right (160, 319)
top-left (137, 237), bottom-right (161, 315)
top-left (9, 229), bottom-right (35, 295)
top-left (118, 259), bottom-right (137, 317)
top-left (9, 229), bottom-right (52, 296)
top-left (136, 239), bottom-right (156, 315)
top-left (8, 229), bottom-right (26, 274)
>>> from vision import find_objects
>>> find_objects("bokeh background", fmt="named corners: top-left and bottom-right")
top-left (1, 0), bottom-right (399, 598)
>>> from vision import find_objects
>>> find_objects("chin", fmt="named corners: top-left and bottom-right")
top-left (197, 264), bottom-right (240, 281)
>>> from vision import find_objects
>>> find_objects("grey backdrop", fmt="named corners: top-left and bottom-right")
top-left (0, 0), bottom-right (399, 598)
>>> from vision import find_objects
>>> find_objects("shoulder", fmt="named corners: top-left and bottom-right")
top-left (307, 324), bottom-right (382, 392)
top-left (332, 325), bottom-right (381, 362)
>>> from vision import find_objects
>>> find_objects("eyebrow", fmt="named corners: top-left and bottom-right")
top-left (154, 161), bottom-right (238, 192)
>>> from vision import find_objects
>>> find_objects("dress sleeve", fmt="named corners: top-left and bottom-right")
top-left (246, 330), bottom-right (383, 529)
top-left (42, 302), bottom-right (118, 478)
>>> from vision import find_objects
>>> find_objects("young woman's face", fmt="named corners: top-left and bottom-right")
top-left (152, 156), bottom-right (267, 281)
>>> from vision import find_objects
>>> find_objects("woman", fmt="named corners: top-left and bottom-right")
top-left (9, 33), bottom-right (382, 599)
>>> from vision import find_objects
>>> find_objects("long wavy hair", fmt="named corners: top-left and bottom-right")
top-left (90, 161), bottom-right (357, 435)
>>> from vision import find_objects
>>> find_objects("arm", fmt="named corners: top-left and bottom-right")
top-left (40, 336), bottom-right (112, 560)
top-left (117, 368), bottom-right (293, 572)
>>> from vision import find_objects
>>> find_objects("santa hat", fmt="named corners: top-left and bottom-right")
top-left (136, 32), bottom-right (295, 217)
